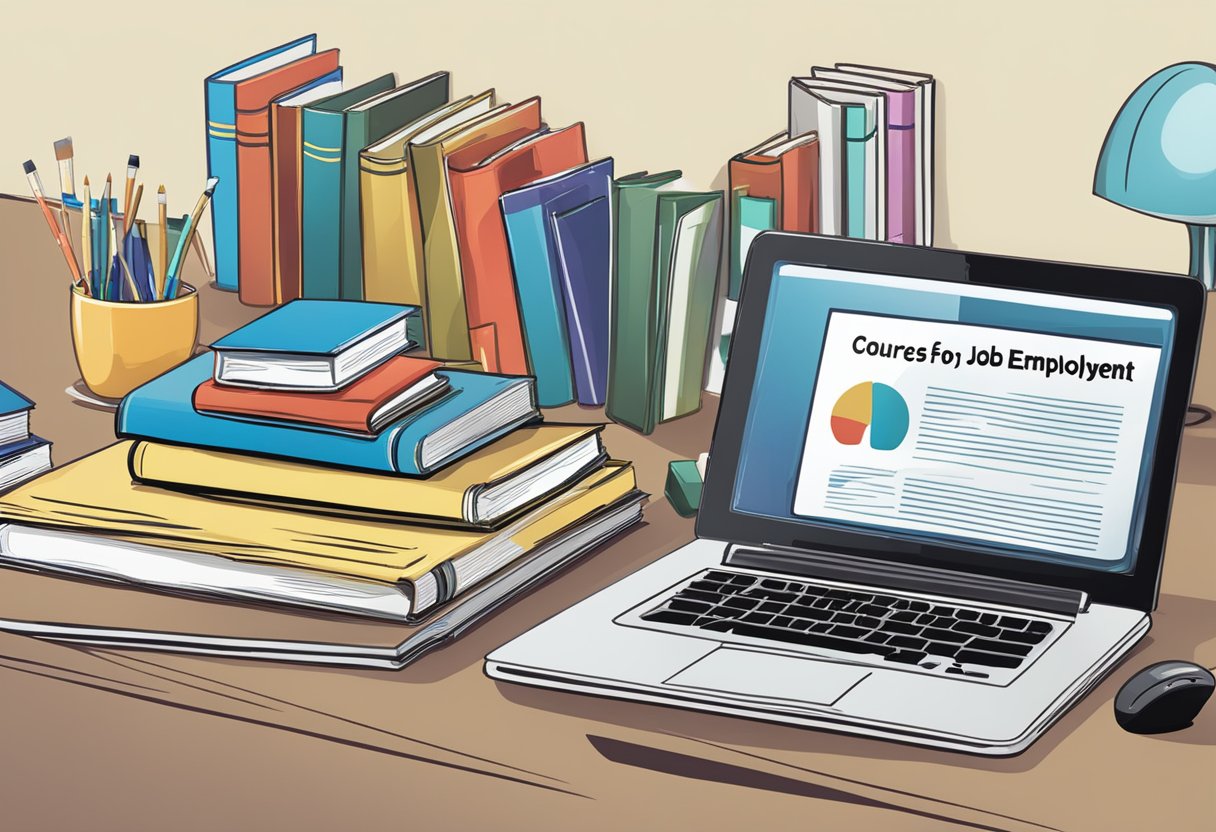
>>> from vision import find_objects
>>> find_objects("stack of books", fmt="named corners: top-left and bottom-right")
top-left (0, 301), bottom-right (643, 668)
top-left (709, 63), bottom-right (937, 393)
top-left (0, 383), bottom-right (51, 493)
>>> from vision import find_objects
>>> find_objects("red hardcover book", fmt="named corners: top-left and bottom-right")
top-left (193, 355), bottom-right (447, 435)
top-left (447, 123), bottom-right (588, 375)
top-left (235, 49), bottom-right (340, 306)
top-left (727, 131), bottom-right (819, 233)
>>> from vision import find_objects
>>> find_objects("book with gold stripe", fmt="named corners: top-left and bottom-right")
top-left (0, 444), bottom-right (641, 624)
top-left (298, 73), bottom-right (396, 299)
top-left (129, 423), bottom-right (605, 529)
top-left (359, 91), bottom-right (495, 338)
top-left (205, 34), bottom-right (319, 292)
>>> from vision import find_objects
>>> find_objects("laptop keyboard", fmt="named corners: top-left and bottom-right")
top-left (639, 570), bottom-right (1058, 677)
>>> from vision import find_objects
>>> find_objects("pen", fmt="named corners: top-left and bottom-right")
top-left (22, 160), bottom-right (85, 290)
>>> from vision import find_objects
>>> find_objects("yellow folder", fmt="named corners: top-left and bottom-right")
top-left (128, 423), bottom-right (602, 527)
top-left (358, 91), bottom-right (496, 310)
top-left (0, 443), bottom-right (637, 585)
top-left (409, 97), bottom-right (543, 361)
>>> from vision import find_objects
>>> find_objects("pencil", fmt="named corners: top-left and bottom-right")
top-left (123, 154), bottom-right (139, 233)
top-left (22, 160), bottom-right (84, 290)
top-left (81, 177), bottom-right (92, 294)
top-left (156, 185), bottom-right (167, 299)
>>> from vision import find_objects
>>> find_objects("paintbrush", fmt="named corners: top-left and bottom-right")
top-left (165, 176), bottom-right (218, 298)
top-left (53, 137), bottom-right (76, 259)
top-left (122, 154), bottom-right (139, 232)
top-left (23, 160), bottom-right (84, 289)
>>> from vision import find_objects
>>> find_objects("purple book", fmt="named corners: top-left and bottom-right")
top-left (552, 196), bottom-right (611, 405)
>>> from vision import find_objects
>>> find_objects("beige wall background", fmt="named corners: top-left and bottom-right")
top-left (1, 0), bottom-right (1211, 277)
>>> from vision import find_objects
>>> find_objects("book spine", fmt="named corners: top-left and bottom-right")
top-left (359, 153), bottom-right (410, 302)
top-left (340, 111), bottom-right (370, 300)
top-left (271, 104), bottom-right (304, 303)
top-left (236, 102), bottom-right (276, 306)
top-left (449, 165), bottom-right (512, 374)
top-left (552, 196), bottom-right (612, 406)
top-left (205, 79), bottom-right (240, 291)
top-left (885, 90), bottom-right (917, 245)
top-left (300, 109), bottom-right (346, 299)
top-left (502, 203), bottom-right (575, 406)
top-left (677, 197), bottom-right (723, 415)
top-left (843, 105), bottom-right (868, 240)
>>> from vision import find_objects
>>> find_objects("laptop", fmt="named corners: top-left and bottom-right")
top-left (485, 232), bottom-right (1205, 755)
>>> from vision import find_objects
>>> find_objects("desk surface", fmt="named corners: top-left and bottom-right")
top-left (1, 195), bottom-right (1213, 831)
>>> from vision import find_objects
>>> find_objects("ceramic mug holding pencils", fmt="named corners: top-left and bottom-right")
top-left (70, 284), bottom-right (199, 400)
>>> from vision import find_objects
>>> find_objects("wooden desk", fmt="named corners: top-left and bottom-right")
top-left (1, 195), bottom-right (1212, 831)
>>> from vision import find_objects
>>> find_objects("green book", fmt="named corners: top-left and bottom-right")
top-left (300, 74), bottom-right (396, 300)
top-left (607, 172), bottom-right (724, 434)
top-left (842, 103), bottom-right (867, 239)
top-left (339, 72), bottom-right (449, 300)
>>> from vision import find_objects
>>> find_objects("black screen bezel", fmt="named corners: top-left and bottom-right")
top-left (697, 232), bottom-right (1205, 612)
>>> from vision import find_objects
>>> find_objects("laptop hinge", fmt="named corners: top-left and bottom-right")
top-left (724, 544), bottom-right (1090, 617)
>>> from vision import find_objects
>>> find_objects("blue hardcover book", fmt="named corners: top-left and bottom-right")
top-left (0, 382), bottom-right (33, 447)
top-left (300, 74), bottom-right (397, 299)
top-left (205, 35), bottom-right (318, 292)
top-left (0, 434), bottom-right (51, 491)
top-left (552, 196), bottom-right (612, 406)
top-left (117, 355), bottom-right (539, 476)
top-left (500, 158), bottom-right (614, 407)
top-left (210, 300), bottom-right (418, 390)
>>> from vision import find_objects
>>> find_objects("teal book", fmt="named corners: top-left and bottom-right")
top-left (730, 195), bottom-right (776, 300)
top-left (205, 35), bottom-right (318, 292)
top-left (117, 354), bottom-right (539, 476)
top-left (842, 103), bottom-right (867, 239)
top-left (339, 72), bottom-right (449, 300)
top-left (300, 74), bottom-right (396, 299)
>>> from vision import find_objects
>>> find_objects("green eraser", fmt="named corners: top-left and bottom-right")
top-left (665, 459), bottom-right (703, 517)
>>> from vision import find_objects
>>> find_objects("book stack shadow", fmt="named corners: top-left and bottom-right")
top-left (0, 300), bottom-right (643, 668)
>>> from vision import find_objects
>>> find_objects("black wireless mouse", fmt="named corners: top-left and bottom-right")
top-left (1114, 660), bottom-right (1214, 734)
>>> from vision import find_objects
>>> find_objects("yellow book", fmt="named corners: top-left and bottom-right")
top-left (409, 97), bottom-right (543, 361)
top-left (358, 91), bottom-right (495, 312)
top-left (0, 443), bottom-right (640, 620)
top-left (130, 423), bottom-right (604, 529)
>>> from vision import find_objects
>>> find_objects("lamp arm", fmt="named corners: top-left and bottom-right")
top-left (1187, 225), bottom-right (1216, 291)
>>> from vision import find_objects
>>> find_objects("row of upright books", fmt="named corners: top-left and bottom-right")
top-left (205, 35), bottom-right (723, 431)
top-left (708, 63), bottom-right (937, 393)
top-left (0, 301), bottom-right (643, 667)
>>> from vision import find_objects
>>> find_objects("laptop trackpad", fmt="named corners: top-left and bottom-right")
top-left (664, 647), bottom-right (870, 707)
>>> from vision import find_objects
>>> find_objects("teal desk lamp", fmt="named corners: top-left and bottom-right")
top-left (1095, 62), bottom-right (1216, 289)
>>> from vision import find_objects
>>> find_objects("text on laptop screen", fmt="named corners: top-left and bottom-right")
top-left (733, 264), bottom-right (1176, 573)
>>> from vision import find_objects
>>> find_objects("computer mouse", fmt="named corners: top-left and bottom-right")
top-left (1114, 660), bottom-right (1214, 734)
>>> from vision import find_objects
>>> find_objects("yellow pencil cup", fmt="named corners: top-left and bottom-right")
top-left (70, 285), bottom-right (200, 400)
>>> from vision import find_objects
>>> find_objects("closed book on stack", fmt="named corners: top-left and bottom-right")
top-left (501, 158), bottom-right (615, 407)
top-left (206, 35), bottom-right (320, 292)
top-left (359, 93), bottom-right (495, 317)
top-left (606, 173), bottom-right (723, 434)
top-left (0, 382), bottom-right (50, 493)
top-left (270, 70), bottom-right (345, 304)
top-left (0, 445), bottom-right (641, 625)
top-left (299, 73), bottom-right (397, 299)
top-left (410, 98), bottom-right (543, 361)
top-left (130, 423), bottom-right (605, 528)
top-left (235, 48), bottom-right (341, 305)
top-left (448, 123), bottom-right (589, 375)
top-left (120, 354), bottom-right (537, 476)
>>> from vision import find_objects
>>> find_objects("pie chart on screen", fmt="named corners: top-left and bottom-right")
top-left (830, 382), bottom-right (910, 451)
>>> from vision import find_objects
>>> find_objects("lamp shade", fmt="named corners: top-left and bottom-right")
top-left (1094, 62), bottom-right (1216, 224)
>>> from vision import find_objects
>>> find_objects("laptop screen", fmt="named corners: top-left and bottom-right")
top-left (732, 263), bottom-right (1176, 575)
